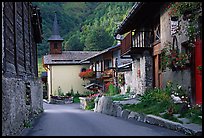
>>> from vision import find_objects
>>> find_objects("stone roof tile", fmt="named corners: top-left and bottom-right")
top-left (43, 51), bottom-right (99, 65)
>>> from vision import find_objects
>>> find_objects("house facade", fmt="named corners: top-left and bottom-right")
top-left (2, 2), bottom-right (43, 136)
top-left (43, 51), bottom-right (99, 101)
top-left (114, 2), bottom-right (202, 104)
top-left (42, 13), bottom-right (98, 102)
top-left (80, 44), bottom-right (132, 93)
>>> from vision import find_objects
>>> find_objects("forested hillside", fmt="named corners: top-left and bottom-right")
top-left (32, 2), bottom-right (135, 57)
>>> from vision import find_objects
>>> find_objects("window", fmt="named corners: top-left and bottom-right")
top-left (54, 42), bottom-right (58, 49)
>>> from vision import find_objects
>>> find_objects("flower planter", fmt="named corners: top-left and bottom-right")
top-left (50, 96), bottom-right (73, 104)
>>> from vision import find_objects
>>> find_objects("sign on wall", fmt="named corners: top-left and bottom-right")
top-left (171, 16), bottom-right (179, 36)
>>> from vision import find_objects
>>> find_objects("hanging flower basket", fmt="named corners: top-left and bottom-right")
top-left (79, 69), bottom-right (95, 79)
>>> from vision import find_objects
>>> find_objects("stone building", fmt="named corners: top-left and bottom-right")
top-left (2, 2), bottom-right (43, 136)
top-left (114, 2), bottom-right (202, 104)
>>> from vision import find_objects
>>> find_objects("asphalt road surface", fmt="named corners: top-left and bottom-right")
top-left (23, 102), bottom-right (186, 136)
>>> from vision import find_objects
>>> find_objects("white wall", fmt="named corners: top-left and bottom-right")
top-left (120, 70), bottom-right (133, 94)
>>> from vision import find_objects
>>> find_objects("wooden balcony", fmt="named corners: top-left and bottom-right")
top-left (121, 31), bottom-right (153, 57)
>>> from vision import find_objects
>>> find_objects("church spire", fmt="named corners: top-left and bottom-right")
top-left (48, 12), bottom-right (63, 41)
top-left (48, 12), bottom-right (63, 54)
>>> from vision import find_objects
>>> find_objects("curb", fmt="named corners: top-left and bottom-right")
top-left (119, 108), bottom-right (202, 136)
top-left (91, 96), bottom-right (202, 136)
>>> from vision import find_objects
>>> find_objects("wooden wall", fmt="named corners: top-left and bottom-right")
top-left (3, 2), bottom-right (42, 78)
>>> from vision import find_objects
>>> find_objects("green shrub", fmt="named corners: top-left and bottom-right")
top-left (83, 91), bottom-right (96, 96)
top-left (73, 96), bottom-right (80, 103)
top-left (111, 94), bottom-right (129, 101)
top-left (162, 113), bottom-right (183, 124)
top-left (126, 86), bottom-right (131, 93)
top-left (65, 92), bottom-right (72, 97)
top-left (105, 83), bottom-right (120, 96)
top-left (140, 88), bottom-right (171, 104)
top-left (85, 99), bottom-right (95, 110)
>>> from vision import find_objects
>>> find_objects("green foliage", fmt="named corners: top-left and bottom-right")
top-left (38, 57), bottom-right (46, 77)
top-left (73, 96), bottom-right (80, 103)
top-left (23, 120), bottom-right (32, 128)
top-left (70, 87), bottom-right (74, 96)
top-left (65, 33), bottom-right (84, 51)
top-left (168, 2), bottom-right (202, 42)
top-left (83, 91), bottom-right (97, 97)
top-left (123, 85), bottom-right (202, 125)
top-left (162, 113), bottom-right (183, 124)
top-left (160, 41), bottom-right (192, 72)
top-left (65, 88), bottom-right (75, 96)
top-left (111, 93), bottom-right (129, 101)
top-left (84, 27), bottom-right (114, 51)
top-left (72, 91), bottom-right (80, 103)
top-left (180, 104), bottom-right (202, 125)
top-left (65, 92), bottom-right (72, 97)
top-left (85, 99), bottom-right (95, 110)
top-left (126, 86), bottom-right (131, 93)
top-left (32, 2), bottom-right (134, 57)
top-left (105, 83), bottom-right (120, 96)
top-left (58, 86), bottom-right (64, 96)
top-left (140, 88), bottom-right (171, 105)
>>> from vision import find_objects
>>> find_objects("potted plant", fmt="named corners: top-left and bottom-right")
top-left (79, 69), bottom-right (95, 79)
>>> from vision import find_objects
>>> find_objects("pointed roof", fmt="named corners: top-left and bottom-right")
top-left (48, 12), bottom-right (64, 41)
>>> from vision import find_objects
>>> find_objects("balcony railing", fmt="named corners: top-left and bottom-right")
top-left (132, 31), bottom-right (153, 48)
top-left (121, 31), bottom-right (153, 57)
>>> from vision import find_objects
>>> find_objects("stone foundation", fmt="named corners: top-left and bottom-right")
top-left (2, 76), bottom-right (43, 136)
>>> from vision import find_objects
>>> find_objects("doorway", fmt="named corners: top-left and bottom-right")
top-left (153, 43), bottom-right (162, 88)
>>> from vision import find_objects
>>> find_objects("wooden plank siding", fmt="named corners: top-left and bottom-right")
top-left (121, 32), bottom-right (132, 57)
top-left (4, 2), bottom-right (15, 75)
top-left (3, 2), bottom-right (42, 78)
top-left (16, 2), bottom-right (25, 75)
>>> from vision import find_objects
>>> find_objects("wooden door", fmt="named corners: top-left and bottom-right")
top-left (153, 43), bottom-right (162, 88)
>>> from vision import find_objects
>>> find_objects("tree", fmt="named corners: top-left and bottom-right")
top-left (65, 34), bottom-right (84, 51)
top-left (84, 27), bottom-right (114, 51)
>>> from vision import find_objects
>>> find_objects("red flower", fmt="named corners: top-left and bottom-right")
top-left (79, 69), bottom-right (94, 79)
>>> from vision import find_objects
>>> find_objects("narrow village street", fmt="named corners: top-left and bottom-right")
top-left (22, 102), bottom-right (186, 136)
top-left (2, 2), bottom-right (202, 136)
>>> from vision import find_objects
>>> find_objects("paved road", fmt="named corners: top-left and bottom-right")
top-left (23, 102), bottom-right (186, 136)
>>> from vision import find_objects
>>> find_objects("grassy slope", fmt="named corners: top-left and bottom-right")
top-left (38, 57), bottom-right (46, 77)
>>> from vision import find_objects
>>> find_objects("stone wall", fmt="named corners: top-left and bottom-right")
top-left (2, 2), bottom-right (43, 136)
top-left (144, 51), bottom-right (153, 91)
top-left (94, 96), bottom-right (202, 136)
top-left (160, 6), bottom-right (191, 91)
top-left (30, 80), bottom-right (44, 115)
top-left (131, 51), bottom-right (153, 95)
top-left (2, 76), bottom-right (43, 136)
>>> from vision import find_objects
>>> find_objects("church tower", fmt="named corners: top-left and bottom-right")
top-left (48, 12), bottom-right (64, 54)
